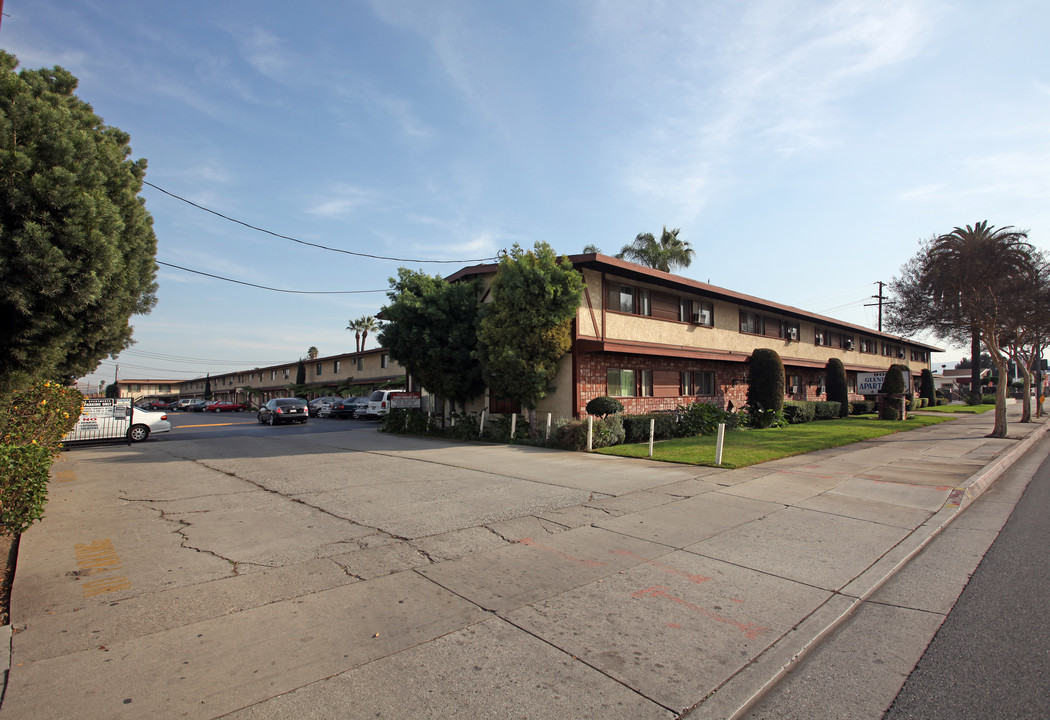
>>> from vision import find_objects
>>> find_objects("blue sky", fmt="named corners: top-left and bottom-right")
top-left (5, 1), bottom-right (1049, 392)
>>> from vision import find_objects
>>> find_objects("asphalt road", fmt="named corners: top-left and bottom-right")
top-left (163, 407), bottom-right (380, 441)
top-left (883, 444), bottom-right (1050, 719)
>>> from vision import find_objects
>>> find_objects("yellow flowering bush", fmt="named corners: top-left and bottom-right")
top-left (0, 381), bottom-right (85, 535)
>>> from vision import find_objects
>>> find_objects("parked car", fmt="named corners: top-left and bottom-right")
top-left (308, 396), bottom-right (342, 417)
top-left (257, 398), bottom-right (308, 425)
top-left (366, 389), bottom-right (404, 418)
top-left (128, 408), bottom-right (172, 442)
top-left (187, 400), bottom-right (211, 412)
top-left (329, 396), bottom-right (369, 419)
top-left (174, 398), bottom-right (200, 411)
top-left (205, 401), bottom-right (248, 413)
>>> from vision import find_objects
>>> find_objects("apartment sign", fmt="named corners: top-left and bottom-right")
top-left (857, 371), bottom-right (911, 395)
top-left (389, 392), bottom-right (421, 409)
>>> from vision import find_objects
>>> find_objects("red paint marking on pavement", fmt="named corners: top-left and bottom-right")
top-left (519, 538), bottom-right (606, 568)
top-left (612, 548), bottom-right (712, 584)
top-left (631, 586), bottom-right (770, 640)
top-left (666, 622), bottom-right (683, 629)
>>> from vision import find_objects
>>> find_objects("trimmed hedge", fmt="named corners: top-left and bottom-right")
top-left (783, 401), bottom-right (815, 424)
top-left (747, 349), bottom-right (785, 414)
top-left (783, 400), bottom-right (842, 424)
top-left (851, 400), bottom-right (876, 415)
top-left (676, 402), bottom-right (736, 436)
top-left (554, 416), bottom-right (625, 450)
top-left (879, 405), bottom-right (900, 421)
top-left (622, 413), bottom-right (678, 443)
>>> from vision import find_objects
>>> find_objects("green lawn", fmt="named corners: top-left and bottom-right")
top-left (918, 403), bottom-right (995, 414)
top-left (596, 415), bottom-right (953, 469)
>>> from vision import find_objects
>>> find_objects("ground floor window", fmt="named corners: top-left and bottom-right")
top-left (639, 370), bottom-right (653, 397)
top-left (607, 368), bottom-right (636, 397)
top-left (682, 371), bottom-right (715, 396)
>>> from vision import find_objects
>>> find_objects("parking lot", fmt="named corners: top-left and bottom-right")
top-left (6, 408), bottom-right (1045, 719)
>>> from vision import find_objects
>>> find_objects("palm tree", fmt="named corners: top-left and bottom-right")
top-left (346, 318), bottom-right (363, 352)
top-left (358, 316), bottom-right (378, 350)
top-left (892, 221), bottom-right (1034, 438)
top-left (582, 244), bottom-right (602, 254)
top-left (307, 346), bottom-right (319, 360)
top-left (616, 227), bottom-right (694, 272)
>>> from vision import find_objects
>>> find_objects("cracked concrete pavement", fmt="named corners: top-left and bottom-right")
top-left (2, 406), bottom-right (1045, 719)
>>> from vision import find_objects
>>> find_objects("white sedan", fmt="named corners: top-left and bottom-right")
top-left (127, 408), bottom-right (172, 442)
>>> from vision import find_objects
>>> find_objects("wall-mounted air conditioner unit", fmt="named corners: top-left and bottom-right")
top-left (787, 328), bottom-right (798, 341)
top-left (692, 313), bottom-right (702, 324)
top-left (845, 340), bottom-right (855, 350)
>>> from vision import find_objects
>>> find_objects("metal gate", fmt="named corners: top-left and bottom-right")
top-left (61, 398), bottom-right (134, 444)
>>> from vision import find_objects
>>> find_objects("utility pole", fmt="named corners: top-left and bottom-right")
top-left (864, 281), bottom-right (888, 332)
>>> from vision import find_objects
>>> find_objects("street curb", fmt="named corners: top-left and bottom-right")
top-left (687, 416), bottom-right (1050, 720)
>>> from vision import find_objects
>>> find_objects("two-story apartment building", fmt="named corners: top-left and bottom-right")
top-left (447, 253), bottom-right (938, 419)
top-left (116, 348), bottom-right (406, 404)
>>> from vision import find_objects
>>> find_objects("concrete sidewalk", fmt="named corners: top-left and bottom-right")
top-left (1, 406), bottom-right (1045, 719)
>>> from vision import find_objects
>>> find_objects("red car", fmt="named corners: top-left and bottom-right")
top-left (204, 401), bottom-right (248, 413)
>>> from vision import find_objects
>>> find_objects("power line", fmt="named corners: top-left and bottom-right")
top-left (157, 261), bottom-right (389, 294)
top-left (143, 181), bottom-right (498, 265)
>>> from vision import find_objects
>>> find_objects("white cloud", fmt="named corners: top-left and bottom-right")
top-left (599, 1), bottom-right (934, 219)
top-left (306, 185), bottom-right (379, 218)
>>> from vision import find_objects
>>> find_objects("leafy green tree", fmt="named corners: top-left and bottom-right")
top-left (746, 348), bottom-right (786, 416)
top-left (477, 243), bottom-right (584, 433)
top-left (888, 221), bottom-right (1036, 437)
top-left (0, 52), bottom-right (158, 393)
top-left (379, 268), bottom-right (486, 413)
top-left (825, 357), bottom-right (850, 417)
top-left (104, 383), bottom-right (120, 399)
top-left (616, 227), bottom-right (694, 273)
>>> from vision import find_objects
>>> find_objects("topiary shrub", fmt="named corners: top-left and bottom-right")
top-left (920, 369), bottom-right (936, 406)
top-left (747, 348), bottom-right (785, 423)
top-left (783, 401), bottom-right (815, 424)
top-left (585, 396), bottom-right (624, 419)
top-left (879, 405), bottom-right (900, 421)
top-left (881, 365), bottom-right (906, 395)
top-left (825, 358), bottom-right (850, 417)
top-left (980, 394), bottom-right (997, 405)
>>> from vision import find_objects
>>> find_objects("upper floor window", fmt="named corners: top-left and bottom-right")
top-left (860, 338), bottom-right (877, 354)
top-left (334, 361), bottom-right (341, 373)
top-left (815, 327), bottom-right (830, 346)
top-left (607, 284), bottom-right (652, 316)
top-left (608, 284), bottom-right (634, 314)
top-left (740, 311), bottom-right (763, 335)
top-left (381, 353), bottom-right (389, 369)
top-left (316, 363), bottom-right (323, 375)
top-left (681, 299), bottom-right (714, 326)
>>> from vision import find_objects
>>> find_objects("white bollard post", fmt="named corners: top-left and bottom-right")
top-left (510, 413), bottom-right (517, 442)
top-left (587, 415), bottom-right (594, 451)
top-left (648, 418), bottom-right (655, 458)
top-left (546, 412), bottom-right (552, 445)
top-left (479, 410), bottom-right (486, 438)
top-left (715, 423), bottom-right (726, 466)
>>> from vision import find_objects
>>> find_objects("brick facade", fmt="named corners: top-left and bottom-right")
top-left (577, 352), bottom-right (867, 417)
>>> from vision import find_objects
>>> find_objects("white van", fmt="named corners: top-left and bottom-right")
top-left (366, 389), bottom-right (403, 418)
